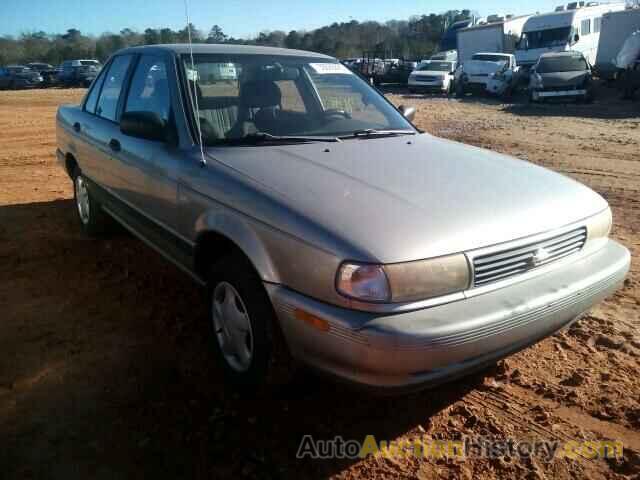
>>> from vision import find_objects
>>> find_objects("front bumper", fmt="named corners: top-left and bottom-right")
top-left (466, 75), bottom-right (490, 87)
top-left (267, 240), bottom-right (629, 392)
top-left (533, 89), bottom-right (587, 99)
top-left (408, 79), bottom-right (447, 92)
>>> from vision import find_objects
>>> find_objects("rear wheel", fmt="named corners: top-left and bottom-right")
top-left (456, 81), bottom-right (466, 97)
top-left (72, 167), bottom-right (111, 236)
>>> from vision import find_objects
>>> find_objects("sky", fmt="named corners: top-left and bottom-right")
top-left (1, 0), bottom-right (563, 38)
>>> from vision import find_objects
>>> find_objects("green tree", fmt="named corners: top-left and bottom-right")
top-left (207, 25), bottom-right (227, 43)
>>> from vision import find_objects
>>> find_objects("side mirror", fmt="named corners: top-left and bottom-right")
top-left (573, 34), bottom-right (580, 44)
top-left (120, 111), bottom-right (168, 142)
top-left (398, 105), bottom-right (416, 122)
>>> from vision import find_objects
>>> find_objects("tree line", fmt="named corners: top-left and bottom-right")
top-left (0, 10), bottom-right (473, 66)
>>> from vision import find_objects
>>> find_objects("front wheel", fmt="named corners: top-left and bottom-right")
top-left (447, 81), bottom-right (454, 97)
top-left (208, 253), bottom-right (292, 390)
top-left (456, 81), bottom-right (466, 97)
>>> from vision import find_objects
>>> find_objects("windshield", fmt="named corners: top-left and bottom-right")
top-left (7, 67), bottom-right (30, 73)
top-left (471, 54), bottom-right (509, 63)
top-left (80, 60), bottom-right (99, 66)
top-left (519, 27), bottom-right (572, 50)
top-left (418, 62), bottom-right (452, 72)
top-left (537, 56), bottom-right (588, 73)
top-left (182, 54), bottom-right (414, 145)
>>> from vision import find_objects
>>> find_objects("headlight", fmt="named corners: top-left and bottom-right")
top-left (587, 207), bottom-right (612, 243)
top-left (384, 254), bottom-right (470, 302)
top-left (336, 254), bottom-right (470, 303)
top-left (337, 263), bottom-right (391, 302)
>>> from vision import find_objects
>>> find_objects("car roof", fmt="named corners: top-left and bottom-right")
top-left (539, 51), bottom-right (585, 59)
top-left (473, 52), bottom-right (511, 57)
top-left (113, 43), bottom-right (335, 60)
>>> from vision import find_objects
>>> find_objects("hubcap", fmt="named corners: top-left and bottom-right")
top-left (75, 175), bottom-right (90, 225)
top-left (212, 282), bottom-right (254, 372)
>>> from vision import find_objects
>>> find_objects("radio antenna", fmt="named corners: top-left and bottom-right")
top-left (183, 0), bottom-right (206, 166)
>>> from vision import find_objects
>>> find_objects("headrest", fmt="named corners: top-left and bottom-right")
top-left (240, 81), bottom-right (281, 108)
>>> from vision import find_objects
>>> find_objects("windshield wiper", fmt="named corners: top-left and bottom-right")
top-left (339, 129), bottom-right (417, 140)
top-left (212, 132), bottom-right (341, 146)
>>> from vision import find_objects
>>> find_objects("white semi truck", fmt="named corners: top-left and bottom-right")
top-left (457, 15), bottom-right (532, 64)
top-left (594, 7), bottom-right (640, 79)
top-left (515, 2), bottom-right (627, 71)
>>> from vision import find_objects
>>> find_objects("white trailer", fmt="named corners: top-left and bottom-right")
top-left (595, 8), bottom-right (640, 79)
top-left (457, 15), bottom-right (532, 64)
top-left (515, 2), bottom-right (627, 70)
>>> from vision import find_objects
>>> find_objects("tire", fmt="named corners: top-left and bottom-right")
top-left (456, 81), bottom-right (466, 97)
top-left (72, 167), bottom-right (111, 236)
top-left (208, 252), bottom-right (292, 391)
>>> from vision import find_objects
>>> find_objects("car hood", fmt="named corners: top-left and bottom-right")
top-left (207, 134), bottom-right (607, 263)
top-left (15, 71), bottom-right (40, 79)
top-left (540, 71), bottom-right (589, 87)
top-left (413, 70), bottom-right (447, 77)
top-left (464, 60), bottom-right (506, 75)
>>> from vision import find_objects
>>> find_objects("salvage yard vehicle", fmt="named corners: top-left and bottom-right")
top-left (56, 44), bottom-right (630, 392)
top-left (408, 60), bottom-right (456, 94)
top-left (615, 30), bottom-right (640, 99)
top-left (455, 52), bottom-right (518, 96)
top-left (456, 14), bottom-right (532, 64)
top-left (0, 65), bottom-right (43, 89)
top-left (529, 51), bottom-right (594, 102)
top-left (59, 59), bottom-right (102, 87)
top-left (515, 2), bottom-right (626, 71)
top-left (594, 8), bottom-right (640, 80)
top-left (27, 62), bottom-right (58, 85)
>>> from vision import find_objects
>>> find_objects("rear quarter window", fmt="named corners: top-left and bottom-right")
top-left (96, 55), bottom-right (133, 122)
top-left (84, 66), bottom-right (108, 114)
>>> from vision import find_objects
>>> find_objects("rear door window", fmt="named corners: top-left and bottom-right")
top-left (96, 55), bottom-right (133, 122)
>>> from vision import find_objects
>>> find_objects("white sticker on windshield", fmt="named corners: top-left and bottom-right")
top-left (309, 63), bottom-right (353, 75)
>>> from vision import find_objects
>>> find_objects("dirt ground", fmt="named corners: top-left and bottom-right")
top-left (0, 87), bottom-right (638, 479)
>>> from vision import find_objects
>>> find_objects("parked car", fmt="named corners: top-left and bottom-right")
top-left (455, 52), bottom-right (518, 96)
top-left (59, 59), bottom-right (102, 87)
top-left (408, 60), bottom-right (456, 94)
top-left (27, 62), bottom-right (58, 85)
top-left (0, 65), bottom-right (43, 89)
top-left (56, 44), bottom-right (629, 392)
top-left (529, 51), bottom-right (594, 102)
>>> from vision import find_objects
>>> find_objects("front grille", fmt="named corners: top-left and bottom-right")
top-left (473, 227), bottom-right (587, 287)
top-left (414, 75), bottom-right (440, 82)
top-left (542, 85), bottom-right (581, 92)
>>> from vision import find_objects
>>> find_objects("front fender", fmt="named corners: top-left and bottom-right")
top-left (194, 210), bottom-right (281, 283)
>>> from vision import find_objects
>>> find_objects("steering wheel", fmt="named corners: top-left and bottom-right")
top-left (324, 109), bottom-right (352, 119)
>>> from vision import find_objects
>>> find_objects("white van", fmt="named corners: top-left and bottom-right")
top-left (515, 2), bottom-right (627, 69)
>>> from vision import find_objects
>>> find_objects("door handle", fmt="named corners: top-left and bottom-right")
top-left (109, 139), bottom-right (121, 152)
top-left (73, 122), bottom-right (81, 132)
